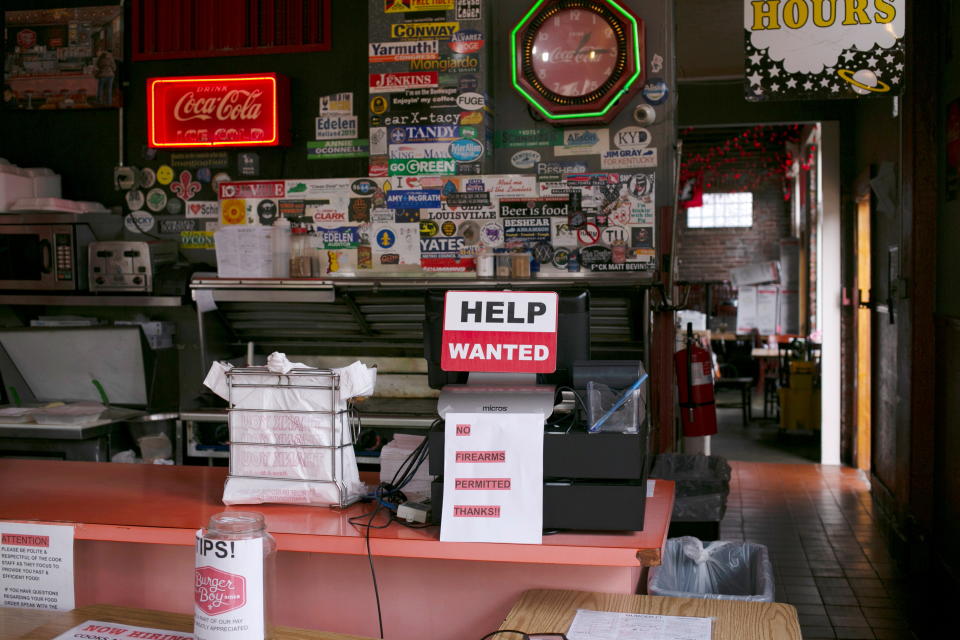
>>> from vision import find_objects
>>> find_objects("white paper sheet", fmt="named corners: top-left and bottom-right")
top-left (440, 412), bottom-right (543, 544)
top-left (0, 522), bottom-right (75, 611)
top-left (566, 609), bottom-right (712, 640)
top-left (53, 621), bottom-right (194, 640)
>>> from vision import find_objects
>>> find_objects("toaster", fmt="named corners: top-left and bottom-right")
top-left (89, 241), bottom-right (177, 293)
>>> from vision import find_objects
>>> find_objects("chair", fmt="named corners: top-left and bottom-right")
top-left (714, 363), bottom-right (753, 428)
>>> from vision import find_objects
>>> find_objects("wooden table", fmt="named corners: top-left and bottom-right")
top-left (1, 604), bottom-right (372, 639)
top-left (500, 590), bottom-right (801, 640)
top-left (0, 461), bottom-right (674, 640)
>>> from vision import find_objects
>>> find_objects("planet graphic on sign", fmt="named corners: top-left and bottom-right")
top-left (837, 69), bottom-right (891, 95)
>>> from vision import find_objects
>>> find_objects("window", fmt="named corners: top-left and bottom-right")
top-left (687, 193), bottom-right (754, 228)
top-left (132, 0), bottom-right (331, 61)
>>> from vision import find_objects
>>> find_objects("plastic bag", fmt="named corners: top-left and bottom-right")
top-left (647, 537), bottom-right (775, 602)
top-left (586, 381), bottom-right (646, 434)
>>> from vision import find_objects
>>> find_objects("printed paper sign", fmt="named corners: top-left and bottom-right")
top-left (441, 290), bottom-right (558, 373)
top-left (194, 532), bottom-right (264, 640)
top-left (373, 224), bottom-right (420, 265)
top-left (1, 522), bottom-right (75, 611)
top-left (744, 0), bottom-right (904, 101)
top-left (52, 621), bottom-right (194, 640)
top-left (319, 92), bottom-right (353, 114)
top-left (440, 412), bottom-right (544, 544)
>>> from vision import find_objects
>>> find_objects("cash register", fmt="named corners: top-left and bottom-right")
top-left (424, 289), bottom-right (651, 531)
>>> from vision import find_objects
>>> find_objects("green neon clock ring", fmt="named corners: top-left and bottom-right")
top-left (511, 0), bottom-right (645, 124)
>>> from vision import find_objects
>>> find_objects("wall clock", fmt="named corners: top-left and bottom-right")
top-left (511, 0), bottom-right (645, 124)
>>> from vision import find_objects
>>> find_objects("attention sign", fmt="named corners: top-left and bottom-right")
top-left (441, 290), bottom-right (559, 374)
top-left (147, 73), bottom-right (290, 148)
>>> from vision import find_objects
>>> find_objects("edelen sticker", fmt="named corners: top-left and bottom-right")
top-left (315, 115), bottom-right (358, 140)
top-left (186, 200), bottom-right (220, 219)
top-left (511, 150), bottom-right (541, 170)
top-left (125, 211), bottom-right (155, 234)
top-left (601, 148), bottom-right (658, 170)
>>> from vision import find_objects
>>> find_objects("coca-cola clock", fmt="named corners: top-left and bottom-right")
top-left (146, 73), bottom-right (291, 148)
top-left (511, 0), bottom-right (644, 124)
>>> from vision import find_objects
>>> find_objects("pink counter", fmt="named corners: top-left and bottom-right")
top-left (0, 460), bottom-right (673, 639)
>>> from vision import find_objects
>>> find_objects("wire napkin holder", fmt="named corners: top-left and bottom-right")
top-left (225, 366), bottom-right (361, 508)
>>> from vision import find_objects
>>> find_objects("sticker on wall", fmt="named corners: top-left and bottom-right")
top-left (370, 127), bottom-right (388, 156)
top-left (551, 220), bottom-right (579, 248)
top-left (480, 222), bottom-right (503, 247)
top-left (170, 152), bottom-right (229, 169)
top-left (125, 211), bottom-right (155, 234)
top-left (238, 152), bottom-right (260, 177)
top-left (316, 115), bottom-right (359, 140)
top-left (211, 172), bottom-right (231, 193)
top-left (159, 218), bottom-right (199, 234)
top-left (495, 129), bottom-right (564, 149)
top-left (307, 139), bottom-right (370, 159)
top-left (554, 129), bottom-right (610, 157)
top-left (370, 95), bottom-right (390, 116)
top-left (180, 230), bottom-right (215, 250)
top-left (156, 165), bottom-right (175, 185)
top-left (613, 127), bottom-right (652, 150)
top-left (459, 111), bottom-right (484, 126)
top-left (369, 40), bottom-right (440, 64)
top-left (220, 199), bottom-right (247, 225)
top-left (369, 72), bottom-right (439, 94)
top-left (196, 167), bottom-right (212, 183)
top-left (391, 21), bottom-right (460, 40)
top-left (458, 220), bottom-right (480, 245)
top-left (642, 78), bottom-right (670, 105)
top-left (125, 189), bottom-right (145, 211)
top-left (503, 217), bottom-right (551, 244)
top-left (385, 0), bottom-right (455, 14)
top-left (537, 161), bottom-right (589, 181)
top-left (389, 158), bottom-right (456, 177)
top-left (456, 0), bottom-right (482, 20)
top-left (166, 198), bottom-right (183, 215)
top-left (601, 148), bottom-right (658, 170)
top-left (186, 201), bottom-right (219, 219)
top-left (552, 248), bottom-right (571, 269)
top-left (373, 224), bottom-right (419, 265)
top-left (651, 53), bottom-right (664, 74)
top-left (449, 138), bottom-right (484, 163)
top-left (577, 222), bottom-right (601, 246)
top-left (145, 188), bottom-right (168, 212)
top-left (420, 236), bottom-right (472, 272)
top-left (257, 200), bottom-right (279, 225)
top-left (449, 29), bottom-right (483, 54)
top-left (631, 226), bottom-right (654, 249)
top-left (511, 150), bottom-right (541, 170)
top-left (171, 170), bottom-right (201, 201)
top-left (138, 167), bottom-right (157, 189)
top-left (319, 92), bottom-right (353, 114)
top-left (349, 198), bottom-right (372, 222)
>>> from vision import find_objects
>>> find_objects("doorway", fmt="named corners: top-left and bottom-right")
top-left (854, 179), bottom-right (873, 471)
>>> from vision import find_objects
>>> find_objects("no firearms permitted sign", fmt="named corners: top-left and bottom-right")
top-left (441, 290), bottom-right (559, 374)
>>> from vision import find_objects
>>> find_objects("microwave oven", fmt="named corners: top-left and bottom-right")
top-left (0, 222), bottom-right (95, 291)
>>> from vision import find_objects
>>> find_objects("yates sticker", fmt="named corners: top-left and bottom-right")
top-left (125, 211), bottom-right (155, 234)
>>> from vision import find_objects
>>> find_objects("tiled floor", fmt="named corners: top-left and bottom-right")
top-left (720, 462), bottom-right (915, 640)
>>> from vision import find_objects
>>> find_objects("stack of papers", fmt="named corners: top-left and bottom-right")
top-left (566, 609), bottom-right (712, 640)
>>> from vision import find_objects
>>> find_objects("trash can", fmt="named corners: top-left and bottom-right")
top-left (650, 453), bottom-right (731, 539)
top-left (648, 537), bottom-right (775, 602)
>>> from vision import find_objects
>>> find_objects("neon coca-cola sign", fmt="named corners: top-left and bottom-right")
top-left (147, 73), bottom-right (290, 148)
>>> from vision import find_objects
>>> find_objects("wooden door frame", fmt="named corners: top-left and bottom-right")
top-left (853, 169), bottom-right (873, 472)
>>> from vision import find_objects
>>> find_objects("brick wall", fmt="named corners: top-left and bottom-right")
top-left (677, 127), bottom-right (790, 282)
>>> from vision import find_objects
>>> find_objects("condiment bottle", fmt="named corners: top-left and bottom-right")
top-left (271, 218), bottom-right (291, 278)
top-left (194, 511), bottom-right (276, 640)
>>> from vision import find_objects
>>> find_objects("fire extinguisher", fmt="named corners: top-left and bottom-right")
top-left (674, 323), bottom-right (718, 437)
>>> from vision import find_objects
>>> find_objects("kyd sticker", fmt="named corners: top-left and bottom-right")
top-left (125, 211), bottom-right (155, 234)
top-left (613, 127), bottom-right (652, 150)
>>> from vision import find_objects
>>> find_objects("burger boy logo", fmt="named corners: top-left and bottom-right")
top-left (441, 291), bottom-right (558, 374)
top-left (195, 565), bottom-right (246, 615)
top-left (744, 0), bottom-right (904, 101)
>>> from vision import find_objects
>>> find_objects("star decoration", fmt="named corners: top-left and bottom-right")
top-left (787, 78), bottom-right (798, 89)
top-left (821, 77), bottom-right (831, 87)
top-left (896, 63), bottom-right (904, 71)
top-left (867, 56), bottom-right (878, 67)
top-left (771, 83), bottom-right (780, 92)
top-left (831, 84), bottom-right (839, 92)
top-left (885, 54), bottom-right (895, 64)
top-left (748, 71), bottom-right (763, 86)
top-left (825, 67), bottom-right (835, 75)
top-left (769, 66), bottom-right (781, 78)
top-left (804, 80), bottom-right (814, 90)
top-left (749, 52), bottom-right (764, 66)
top-left (842, 50), bottom-right (857, 62)
top-left (754, 87), bottom-right (764, 96)
top-left (892, 75), bottom-right (901, 84)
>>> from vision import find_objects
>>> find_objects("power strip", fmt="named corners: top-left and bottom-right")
top-left (397, 500), bottom-right (431, 524)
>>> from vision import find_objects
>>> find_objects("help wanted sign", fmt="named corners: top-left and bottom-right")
top-left (441, 291), bottom-right (559, 374)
